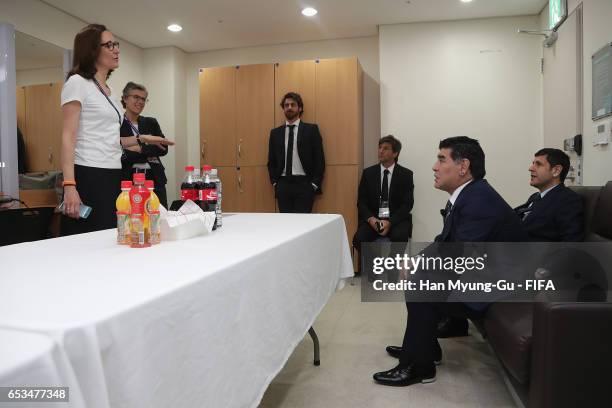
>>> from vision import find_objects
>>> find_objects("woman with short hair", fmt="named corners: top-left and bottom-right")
top-left (120, 82), bottom-right (169, 209)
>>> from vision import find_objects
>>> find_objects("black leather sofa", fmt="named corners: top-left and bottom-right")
top-left (483, 181), bottom-right (612, 408)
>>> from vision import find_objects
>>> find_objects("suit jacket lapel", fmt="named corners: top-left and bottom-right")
top-left (388, 165), bottom-right (401, 201)
top-left (376, 166), bottom-right (381, 201)
top-left (439, 179), bottom-right (480, 241)
top-left (296, 121), bottom-right (305, 162)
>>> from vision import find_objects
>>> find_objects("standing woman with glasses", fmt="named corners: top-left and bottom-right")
top-left (120, 82), bottom-right (169, 208)
top-left (61, 24), bottom-right (173, 235)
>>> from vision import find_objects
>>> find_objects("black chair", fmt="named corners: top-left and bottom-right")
top-left (0, 207), bottom-right (54, 246)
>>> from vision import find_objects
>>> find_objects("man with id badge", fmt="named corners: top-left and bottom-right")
top-left (353, 135), bottom-right (414, 279)
top-left (120, 82), bottom-right (170, 208)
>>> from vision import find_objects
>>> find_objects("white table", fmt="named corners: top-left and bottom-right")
top-left (0, 328), bottom-right (86, 407)
top-left (0, 213), bottom-right (353, 408)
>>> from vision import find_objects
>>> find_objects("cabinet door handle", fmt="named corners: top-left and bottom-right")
top-left (238, 174), bottom-right (244, 193)
top-left (238, 143), bottom-right (241, 158)
top-left (48, 147), bottom-right (53, 164)
top-left (201, 142), bottom-right (206, 160)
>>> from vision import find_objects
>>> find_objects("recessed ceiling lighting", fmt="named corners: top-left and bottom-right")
top-left (167, 24), bottom-right (183, 32)
top-left (301, 7), bottom-right (318, 17)
top-left (461, 0), bottom-right (473, 3)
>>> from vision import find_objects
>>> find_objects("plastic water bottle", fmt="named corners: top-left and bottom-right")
top-left (211, 168), bottom-right (222, 228)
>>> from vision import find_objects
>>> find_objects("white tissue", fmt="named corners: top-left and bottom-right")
top-left (160, 200), bottom-right (216, 240)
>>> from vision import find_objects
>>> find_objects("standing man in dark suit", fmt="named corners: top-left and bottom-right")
top-left (515, 148), bottom-right (584, 242)
top-left (373, 136), bottom-right (526, 387)
top-left (120, 82), bottom-right (170, 208)
top-left (267, 92), bottom-right (325, 213)
top-left (353, 135), bottom-right (414, 277)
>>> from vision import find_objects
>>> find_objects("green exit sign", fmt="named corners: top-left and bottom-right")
top-left (549, 0), bottom-right (568, 30)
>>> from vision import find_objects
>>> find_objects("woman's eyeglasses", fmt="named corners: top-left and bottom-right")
top-left (100, 41), bottom-right (120, 50)
top-left (128, 95), bottom-right (149, 103)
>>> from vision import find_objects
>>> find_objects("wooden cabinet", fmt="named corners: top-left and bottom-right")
top-left (274, 60), bottom-right (316, 126)
top-left (216, 166), bottom-right (239, 212)
top-left (313, 165), bottom-right (360, 242)
top-left (316, 57), bottom-right (363, 165)
top-left (199, 58), bottom-right (363, 245)
top-left (16, 87), bottom-right (26, 135)
top-left (235, 166), bottom-right (276, 212)
top-left (216, 166), bottom-right (275, 213)
top-left (17, 83), bottom-right (63, 172)
top-left (199, 66), bottom-right (236, 167)
top-left (236, 64), bottom-right (275, 166)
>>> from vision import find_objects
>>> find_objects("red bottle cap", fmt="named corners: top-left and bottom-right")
top-left (185, 165), bottom-right (195, 171)
top-left (120, 180), bottom-right (132, 189)
top-left (133, 173), bottom-right (146, 183)
top-left (202, 165), bottom-right (212, 171)
top-left (145, 180), bottom-right (154, 189)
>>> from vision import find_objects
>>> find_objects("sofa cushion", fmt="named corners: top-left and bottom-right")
top-left (484, 302), bottom-right (533, 384)
top-left (591, 181), bottom-right (612, 241)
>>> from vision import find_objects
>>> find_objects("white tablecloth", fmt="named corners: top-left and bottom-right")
top-left (0, 328), bottom-right (86, 407)
top-left (0, 213), bottom-right (353, 408)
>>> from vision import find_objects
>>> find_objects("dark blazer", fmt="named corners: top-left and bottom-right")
top-left (267, 121), bottom-right (325, 192)
top-left (120, 116), bottom-right (168, 186)
top-left (436, 179), bottom-right (527, 243)
top-left (430, 179), bottom-right (528, 309)
top-left (357, 163), bottom-right (414, 228)
top-left (514, 184), bottom-right (584, 242)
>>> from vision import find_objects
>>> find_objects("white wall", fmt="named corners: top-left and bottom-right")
top-left (380, 16), bottom-right (543, 241)
top-left (568, 0), bottom-right (612, 185)
top-left (142, 47), bottom-right (188, 202)
top-left (16, 67), bottom-right (64, 86)
top-left (0, 0), bottom-right (145, 91)
top-left (185, 36), bottom-right (381, 171)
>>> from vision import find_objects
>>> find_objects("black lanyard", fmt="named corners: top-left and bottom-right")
top-left (93, 78), bottom-right (122, 125)
top-left (124, 114), bottom-right (140, 136)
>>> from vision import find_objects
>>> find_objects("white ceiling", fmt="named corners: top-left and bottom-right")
top-left (15, 31), bottom-right (64, 70)
top-left (42, 0), bottom-right (547, 53)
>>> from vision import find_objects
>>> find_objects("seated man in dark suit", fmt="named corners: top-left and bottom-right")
top-left (515, 148), bottom-right (584, 242)
top-left (373, 136), bottom-right (527, 387)
top-left (437, 148), bottom-right (586, 338)
top-left (353, 135), bottom-right (414, 278)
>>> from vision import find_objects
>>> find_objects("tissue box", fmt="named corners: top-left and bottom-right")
top-left (160, 200), bottom-right (216, 241)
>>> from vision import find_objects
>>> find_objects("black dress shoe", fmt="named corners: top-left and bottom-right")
top-left (436, 316), bottom-right (469, 338)
top-left (385, 345), bottom-right (442, 365)
top-left (373, 364), bottom-right (436, 386)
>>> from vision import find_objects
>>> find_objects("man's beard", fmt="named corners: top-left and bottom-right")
top-left (284, 110), bottom-right (298, 121)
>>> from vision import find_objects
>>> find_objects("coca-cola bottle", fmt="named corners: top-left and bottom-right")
top-left (200, 165), bottom-right (217, 212)
top-left (180, 166), bottom-right (198, 201)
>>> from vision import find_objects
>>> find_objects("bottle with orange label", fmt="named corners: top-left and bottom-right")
top-left (129, 173), bottom-right (151, 248)
top-left (145, 180), bottom-right (161, 245)
top-left (116, 180), bottom-right (132, 244)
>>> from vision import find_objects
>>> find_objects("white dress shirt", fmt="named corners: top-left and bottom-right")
top-left (380, 162), bottom-right (395, 194)
top-left (282, 119), bottom-right (306, 177)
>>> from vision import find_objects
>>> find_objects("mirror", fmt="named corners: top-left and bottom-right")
top-left (13, 31), bottom-right (67, 208)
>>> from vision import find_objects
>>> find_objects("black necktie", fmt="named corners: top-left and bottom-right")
top-left (518, 193), bottom-right (541, 220)
top-left (381, 169), bottom-right (390, 202)
top-left (286, 125), bottom-right (295, 176)
top-left (442, 200), bottom-right (452, 221)
top-left (437, 200), bottom-right (453, 241)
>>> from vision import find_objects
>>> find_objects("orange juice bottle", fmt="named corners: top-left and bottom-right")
top-left (129, 173), bottom-right (151, 248)
top-left (116, 180), bottom-right (132, 244)
top-left (144, 180), bottom-right (161, 244)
